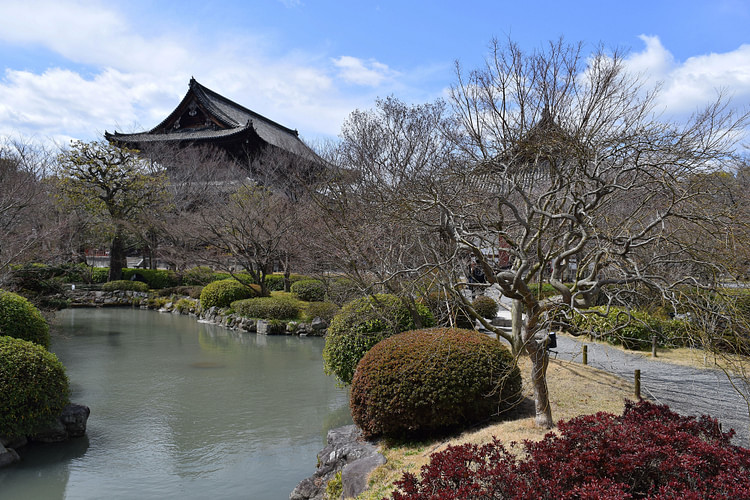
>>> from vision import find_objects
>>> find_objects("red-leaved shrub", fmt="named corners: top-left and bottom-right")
top-left (390, 400), bottom-right (750, 499)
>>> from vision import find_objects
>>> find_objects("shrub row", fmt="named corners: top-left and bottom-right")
top-left (566, 306), bottom-right (690, 350)
top-left (352, 328), bottom-right (522, 439)
top-left (290, 279), bottom-right (326, 302)
top-left (199, 279), bottom-right (263, 309)
top-left (102, 280), bottom-right (149, 293)
top-left (323, 294), bottom-right (435, 385)
top-left (390, 400), bottom-right (750, 499)
top-left (231, 295), bottom-right (302, 320)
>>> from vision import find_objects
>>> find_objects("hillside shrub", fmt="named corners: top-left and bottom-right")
top-left (290, 279), bottom-right (326, 302)
top-left (351, 328), bottom-right (522, 439)
top-left (0, 290), bottom-right (50, 348)
top-left (390, 400), bottom-right (750, 499)
top-left (0, 336), bottom-right (70, 437)
top-left (568, 306), bottom-right (689, 350)
top-left (305, 301), bottom-right (340, 322)
top-left (102, 280), bottom-right (149, 293)
top-left (231, 295), bottom-right (302, 320)
top-left (181, 266), bottom-right (216, 286)
top-left (122, 268), bottom-right (180, 289)
top-left (472, 295), bottom-right (499, 318)
top-left (323, 294), bottom-right (435, 385)
top-left (200, 279), bottom-right (263, 309)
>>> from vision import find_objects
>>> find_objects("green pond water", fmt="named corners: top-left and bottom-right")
top-left (0, 308), bottom-right (351, 500)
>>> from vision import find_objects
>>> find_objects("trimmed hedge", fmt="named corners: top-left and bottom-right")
top-left (290, 279), bottom-right (326, 302)
top-left (0, 290), bottom-right (50, 348)
top-left (390, 400), bottom-right (750, 499)
top-left (323, 294), bottom-right (435, 385)
top-left (231, 295), bottom-right (302, 320)
top-left (472, 295), bottom-right (499, 319)
top-left (0, 336), bottom-right (70, 437)
top-left (181, 266), bottom-right (216, 286)
top-left (122, 268), bottom-right (180, 289)
top-left (199, 279), bottom-right (262, 309)
top-left (102, 280), bottom-right (149, 292)
top-left (305, 301), bottom-right (340, 323)
top-left (351, 328), bottom-right (522, 439)
top-left (568, 306), bottom-right (690, 350)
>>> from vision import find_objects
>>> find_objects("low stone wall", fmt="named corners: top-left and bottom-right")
top-left (0, 403), bottom-right (90, 468)
top-left (290, 425), bottom-right (386, 500)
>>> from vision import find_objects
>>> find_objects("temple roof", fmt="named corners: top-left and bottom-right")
top-left (105, 78), bottom-right (317, 161)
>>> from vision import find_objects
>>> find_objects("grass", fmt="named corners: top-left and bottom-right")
top-left (356, 355), bottom-right (636, 499)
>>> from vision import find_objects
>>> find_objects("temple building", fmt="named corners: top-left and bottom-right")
top-left (105, 78), bottom-right (321, 173)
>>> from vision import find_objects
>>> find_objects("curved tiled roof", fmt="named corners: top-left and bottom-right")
top-left (106, 78), bottom-right (318, 161)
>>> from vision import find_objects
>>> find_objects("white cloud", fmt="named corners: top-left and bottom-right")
top-left (332, 56), bottom-right (399, 87)
top-left (626, 35), bottom-right (750, 117)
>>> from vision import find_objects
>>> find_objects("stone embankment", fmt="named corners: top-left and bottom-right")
top-left (65, 289), bottom-right (329, 336)
top-left (290, 425), bottom-right (386, 500)
top-left (0, 403), bottom-right (90, 468)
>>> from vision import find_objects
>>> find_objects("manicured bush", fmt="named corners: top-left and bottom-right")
top-left (102, 280), bottom-right (149, 293)
top-left (0, 290), bottom-right (50, 348)
top-left (327, 277), bottom-right (362, 305)
top-left (264, 273), bottom-right (309, 292)
top-left (305, 301), bottom-right (340, 322)
top-left (390, 400), bottom-right (750, 499)
top-left (472, 295), bottom-right (499, 318)
top-left (351, 328), bottom-right (522, 439)
top-left (155, 285), bottom-right (203, 299)
top-left (199, 279), bottom-right (262, 309)
top-left (323, 294), bottom-right (435, 385)
top-left (181, 266), bottom-right (216, 286)
top-left (290, 279), bottom-right (326, 302)
top-left (0, 336), bottom-right (70, 437)
top-left (231, 295), bottom-right (302, 320)
top-left (91, 267), bottom-right (109, 283)
top-left (122, 268), bottom-right (180, 289)
top-left (568, 306), bottom-right (689, 350)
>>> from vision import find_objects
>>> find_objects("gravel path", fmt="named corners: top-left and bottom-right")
top-left (485, 288), bottom-right (750, 447)
top-left (553, 334), bottom-right (750, 447)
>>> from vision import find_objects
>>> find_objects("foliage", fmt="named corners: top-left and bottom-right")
top-left (264, 273), bottom-right (309, 292)
top-left (323, 294), bottom-right (435, 385)
top-left (199, 279), bottom-right (263, 309)
top-left (351, 328), bottom-right (522, 439)
top-left (325, 470), bottom-right (343, 500)
top-left (0, 290), bottom-right (50, 348)
top-left (472, 295), bottom-right (499, 319)
top-left (91, 267), bottom-right (109, 283)
top-left (327, 277), bottom-right (363, 306)
top-left (122, 268), bottom-right (180, 289)
top-left (101, 280), bottom-right (149, 292)
top-left (155, 285), bottom-right (203, 299)
top-left (305, 301), bottom-right (340, 322)
top-left (181, 266), bottom-right (216, 286)
top-left (419, 291), bottom-right (473, 329)
top-left (389, 400), bottom-right (750, 499)
top-left (0, 336), bottom-right (70, 437)
top-left (291, 279), bottom-right (326, 302)
top-left (175, 298), bottom-right (198, 314)
top-left (567, 306), bottom-right (690, 350)
top-left (231, 295), bottom-right (302, 320)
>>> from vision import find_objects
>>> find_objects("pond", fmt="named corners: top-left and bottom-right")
top-left (0, 308), bottom-right (351, 500)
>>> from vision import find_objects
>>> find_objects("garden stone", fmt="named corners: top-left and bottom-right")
top-left (31, 418), bottom-right (68, 443)
top-left (0, 444), bottom-right (20, 467)
top-left (60, 404), bottom-right (90, 437)
top-left (257, 319), bottom-right (269, 335)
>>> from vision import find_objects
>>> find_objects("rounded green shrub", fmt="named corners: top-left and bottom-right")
top-left (290, 279), bottom-right (326, 302)
top-left (0, 336), bottom-right (70, 437)
top-left (231, 295), bottom-right (302, 320)
top-left (0, 290), bottom-right (50, 348)
top-left (472, 295), bottom-right (499, 319)
top-left (305, 301), bottom-right (340, 322)
top-left (327, 278), bottom-right (362, 305)
top-left (181, 266), bottom-right (216, 286)
top-left (322, 294), bottom-right (434, 385)
top-left (102, 280), bottom-right (149, 292)
top-left (200, 279), bottom-right (262, 309)
top-left (351, 328), bottom-right (522, 439)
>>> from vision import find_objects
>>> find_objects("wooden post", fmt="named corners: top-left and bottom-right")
top-left (651, 336), bottom-right (657, 357)
top-left (634, 369), bottom-right (641, 399)
top-left (582, 345), bottom-right (588, 365)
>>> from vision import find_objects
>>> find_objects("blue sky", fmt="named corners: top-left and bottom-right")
top-left (1, 0), bottom-right (749, 148)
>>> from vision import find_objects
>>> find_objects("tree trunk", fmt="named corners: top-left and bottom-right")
top-left (528, 340), bottom-right (554, 428)
top-left (511, 299), bottom-right (524, 355)
top-left (108, 230), bottom-right (126, 281)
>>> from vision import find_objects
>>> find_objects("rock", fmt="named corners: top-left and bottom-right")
top-left (1, 435), bottom-right (27, 449)
top-left (31, 418), bottom-right (68, 443)
top-left (60, 404), bottom-right (90, 437)
top-left (0, 443), bottom-right (20, 467)
top-left (311, 317), bottom-right (327, 332)
top-left (257, 319), bottom-right (269, 335)
top-left (290, 425), bottom-right (385, 500)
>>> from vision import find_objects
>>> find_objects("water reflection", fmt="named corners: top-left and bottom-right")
top-left (0, 308), bottom-right (350, 500)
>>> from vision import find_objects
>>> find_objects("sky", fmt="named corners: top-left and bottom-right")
top-left (0, 0), bottom-right (749, 150)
